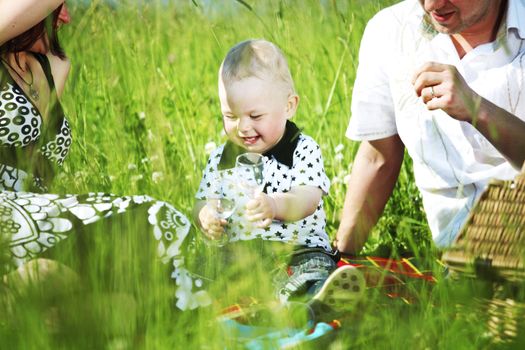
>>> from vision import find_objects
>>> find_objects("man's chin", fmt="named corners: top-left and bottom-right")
top-left (434, 26), bottom-right (455, 34)
top-left (423, 14), bottom-right (460, 35)
top-left (429, 18), bottom-right (463, 35)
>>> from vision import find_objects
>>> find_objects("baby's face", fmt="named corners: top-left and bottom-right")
top-left (219, 76), bottom-right (296, 154)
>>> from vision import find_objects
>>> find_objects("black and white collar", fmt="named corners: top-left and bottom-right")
top-left (218, 121), bottom-right (301, 170)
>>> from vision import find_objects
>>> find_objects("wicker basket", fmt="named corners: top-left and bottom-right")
top-left (442, 164), bottom-right (525, 282)
top-left (442, 164), bottom-right (525, 345)
top-left (485, 295), bottom-right (525, 343)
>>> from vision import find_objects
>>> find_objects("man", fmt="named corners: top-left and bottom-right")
top-left (335, 0), bottom-right (525, 254)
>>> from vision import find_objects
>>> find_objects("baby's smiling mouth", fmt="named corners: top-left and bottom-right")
top-left (241, 136), bottom-right (260, 145)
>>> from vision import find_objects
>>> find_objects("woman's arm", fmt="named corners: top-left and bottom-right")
top-left (0, 0), bottom-right (64, 45)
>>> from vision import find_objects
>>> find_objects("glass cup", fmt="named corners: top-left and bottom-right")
top-left (203, 171), bottom-right (237, 246)
top-left (235, 153), bottom-right (265, 198)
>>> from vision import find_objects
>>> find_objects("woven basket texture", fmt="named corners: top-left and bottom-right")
top-left (443, 171), bottom-right (525, 282)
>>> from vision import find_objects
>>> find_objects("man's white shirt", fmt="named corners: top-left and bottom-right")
top-left (346, 0), bottom-right (525, 246)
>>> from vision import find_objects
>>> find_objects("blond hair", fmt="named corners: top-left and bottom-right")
top-left (220, 39), bottom-right (295, 95)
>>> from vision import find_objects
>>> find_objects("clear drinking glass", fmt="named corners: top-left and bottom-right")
top-left (206, 197), bottom-right (236, 220)
top-left (235, 153), bottom-right (265, 198)
top-left (204, 170), bottom-right (237, 246)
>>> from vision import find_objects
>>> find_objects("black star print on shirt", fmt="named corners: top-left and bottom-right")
top-left (196, 135), bottom-right (332, 252)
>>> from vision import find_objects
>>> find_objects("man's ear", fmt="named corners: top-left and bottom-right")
top-left (286, 94), bottom-right (299, 119)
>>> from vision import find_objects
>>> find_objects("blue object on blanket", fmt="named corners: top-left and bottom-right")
top-left (273, 322), bottom-right (336, 349)
top-left (220, 319), bottom-right (336, 349)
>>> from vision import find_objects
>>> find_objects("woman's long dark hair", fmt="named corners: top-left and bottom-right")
top-left (0, 4), bottom-right (66, 61)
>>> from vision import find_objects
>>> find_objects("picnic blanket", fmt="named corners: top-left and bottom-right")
top-left (217, 255), bottom-right (439, 349)
top-left (337, 255), bottom-right (438, 303)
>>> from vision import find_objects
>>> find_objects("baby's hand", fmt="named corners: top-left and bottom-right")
top-left (199, 204), bottom-right (228, 240)
top-left (245, 192), bottom-right (276, 228)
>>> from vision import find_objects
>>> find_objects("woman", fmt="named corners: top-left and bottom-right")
top-left (0, 1), bottom-right (209, 313)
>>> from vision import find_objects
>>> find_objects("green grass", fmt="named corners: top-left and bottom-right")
top-left (58, 0), bottom-right (429, 254)
top-left (1, 0), bottom-right (523, 349)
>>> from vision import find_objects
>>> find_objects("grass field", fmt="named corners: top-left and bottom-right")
top-left (59, 0), bottom-right (430, 255)
top-left (1, 0), bottom-right (523, 349)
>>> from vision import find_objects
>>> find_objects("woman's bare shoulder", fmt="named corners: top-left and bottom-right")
top-left (47, 53), bottom-right (71, 98)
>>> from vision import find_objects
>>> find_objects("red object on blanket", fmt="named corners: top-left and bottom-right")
top-left (219, 256), bottom-right (439, 322)
top-left (338, 256), bottom-right (436, 282)
top-left (337, 256), bottom-right (437, 304)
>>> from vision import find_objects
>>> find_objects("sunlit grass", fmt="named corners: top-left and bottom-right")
top-left (57, 0), bottom-right (428, 253)
top-left (1, 0), bottom-right (522, 349)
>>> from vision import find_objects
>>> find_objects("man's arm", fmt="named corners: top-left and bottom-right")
top-left (467, 98), bottom-right (525, 169)
top-left (335, 135), bottom-right (404, 255)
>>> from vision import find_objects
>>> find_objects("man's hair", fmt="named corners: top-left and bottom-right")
top-left (220, 39), bottom-right (295, 94)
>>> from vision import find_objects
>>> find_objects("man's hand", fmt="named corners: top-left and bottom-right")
top-left (412, 62), bottom-right (481, 123)
top-left (412, 61), bottom-right (525, 168)
top-left (245, 192), bottom-right (276, 228)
